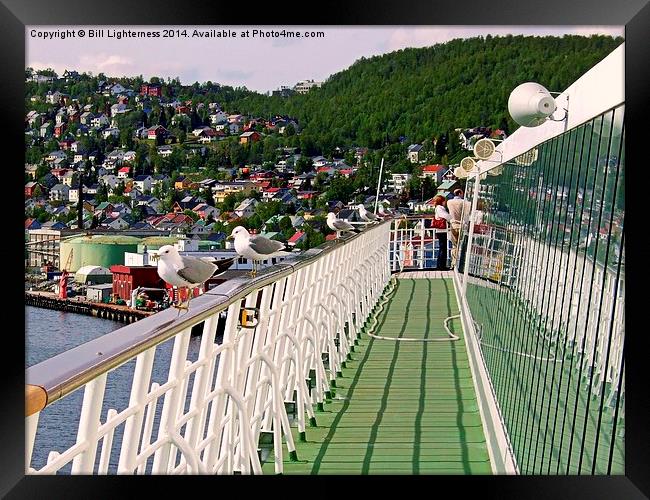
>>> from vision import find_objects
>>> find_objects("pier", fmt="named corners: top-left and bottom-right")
top-left (25, 291), bottom-right (153, 324)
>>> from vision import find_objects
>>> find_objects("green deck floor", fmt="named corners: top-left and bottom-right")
top-left (262, 277), bottom-right (492, 475)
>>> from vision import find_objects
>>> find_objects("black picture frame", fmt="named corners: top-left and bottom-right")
top-left (4, 0), bottom-right (648, 497)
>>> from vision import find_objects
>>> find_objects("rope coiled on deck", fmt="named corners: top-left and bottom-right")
top-left (364, 275), bottom-right (460, 343)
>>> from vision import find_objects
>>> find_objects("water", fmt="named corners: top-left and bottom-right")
top-left (26, 306), bottom-right (206, 473)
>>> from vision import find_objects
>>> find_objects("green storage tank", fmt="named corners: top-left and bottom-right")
top-left (137, 236), bottom-right (181, 253)
top-left (60, 235), bottom-right (141, 272)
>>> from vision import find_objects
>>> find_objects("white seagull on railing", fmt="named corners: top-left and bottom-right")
top-left (327, 212), bottom-right (361, 238)
top-left (228, 226), bottom-right (291, 278)
top-left (357, 204), bottom-right (380, 223)
top-left (153, 245), bottom-right (234, 312)
top-left (378, 204), bottom-right (394, 217)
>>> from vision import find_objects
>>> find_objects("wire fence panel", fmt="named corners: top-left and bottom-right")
top-left (457, 105), bottom-right (625, 475)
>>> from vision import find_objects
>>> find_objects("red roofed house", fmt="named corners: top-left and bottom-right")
top-left (339, 169), bottom-right (354, 178)
top-left (287, 231), bottom-right (306, 247)
top-left (51, 168), bottom-right (72, 181)
top-left (117, 166), bottom-right (131, 179)
top-left (420, 164), bottom-right (447, 184)
top-left (262, 186), bottom-right (281, 200)
top-left (297, 191), bottom-right (318, 200)
top-left (192, 203), bottom-right (220, 220)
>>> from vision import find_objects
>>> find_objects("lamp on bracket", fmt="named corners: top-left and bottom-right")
top-left (508, 82), bottom-right (568, 128)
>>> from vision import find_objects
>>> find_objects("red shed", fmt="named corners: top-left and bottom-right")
top-left (110, 265), bottom-right (165, 301)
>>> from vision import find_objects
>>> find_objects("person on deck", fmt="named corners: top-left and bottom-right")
top-left (446, 189), bottom-right (472, 268)
top-left (430, 195), bottom-right (451, 271)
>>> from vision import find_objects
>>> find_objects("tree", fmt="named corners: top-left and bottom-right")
top-left (183, 209), bottom-right (199, 222)
top-left (95, 183), bottom-right (109, 203)
top-left (278, 215), bottom-right (293, 233)
top-left (294, 156), bottom-right (313, 175)
top-left (221, 193), bottom-right (238, 212)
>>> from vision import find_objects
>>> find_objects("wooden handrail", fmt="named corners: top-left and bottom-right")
top-left (26, 384), bottom-right (47, 417)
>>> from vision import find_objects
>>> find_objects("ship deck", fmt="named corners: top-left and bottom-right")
top-left (262, 276), bottom-right (492, 474)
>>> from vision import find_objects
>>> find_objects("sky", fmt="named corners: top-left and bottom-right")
top-left (26, 26), bottom-right (624, 93)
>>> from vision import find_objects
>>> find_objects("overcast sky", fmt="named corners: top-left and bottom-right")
top-left (26, 26), bottom-right (623, 93)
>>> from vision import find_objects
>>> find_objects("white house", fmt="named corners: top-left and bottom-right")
top-left (234, 198), bottom-right (259, 218)
top-left (68, 187), bottom-right (81, 203)
top-left (46, 150), bottom-right (67, 162)
top-left (157, 145), bottom-right (174, 157)
top-left (49, 184), bottom-right (70, 201)
top-left (80, 111), bottom-right (94, 125)
top-left (407, 144), bottom-right (423, 163)
top-left (92, 114), bottom-right (110, 128)
top-left (133, 175), bottom-right (153, 193)
top-left (213, 122), bottom-right (240, 134)
top-left (110, 103), bottom-right (129, 116)
top-left (108, 83), bottom-right (127, 96)
top-left (100, 174), bottom-right (120, 189)
top-left (209, 110), bottom-right (228, 125)
top-left (102, 216), bottom-right (129, 230)
top-left (389, 173), bottom-right (412, 193)
top-left (40, 122), bottom-right (53, 138)
top-left (123, 151), bottom-right (137, 162)
top-left (102, 128), bottom-right (120, 139)
top-left (61, 171), bottom-right (76, 187)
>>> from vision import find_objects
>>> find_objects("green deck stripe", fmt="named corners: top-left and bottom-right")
top-left (262, 278), bottom-right (492, 475)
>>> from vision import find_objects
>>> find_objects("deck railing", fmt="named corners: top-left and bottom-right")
top-left (389, 216), bottom-right (452, 271)
top-left (456, 104), bottom-right (625, 474)
top-left (25, 221), bottom-right (391, 474)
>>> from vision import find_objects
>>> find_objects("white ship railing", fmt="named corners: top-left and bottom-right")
top-left (25, 221), bottom-right (391, 474)
top-left (388, 216), bottom-right (451, 271)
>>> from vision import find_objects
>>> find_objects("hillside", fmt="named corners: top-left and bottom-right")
top-left (227, 34), bottom-right (623, 152)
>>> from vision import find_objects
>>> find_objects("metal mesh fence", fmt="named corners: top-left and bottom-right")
top-left (458, 105), bottom-right (625, 474)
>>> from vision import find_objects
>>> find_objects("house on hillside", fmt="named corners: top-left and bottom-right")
top-left (408, 144), bottom-right (423, 163)
top-left (133, 175), bottom-right (152, 193)
top-left (234, 198), bottom-right (259, 218)
top-left (49, 184), bottom-right (70, 202)
top-left (287, 231), bottom-right (306, 247)
top-left (420, 164), bottom-right (446, 185)
top-left (239, 131), bottom-right (261, 144)
top-left (147, 125), bottom-right (168, 141)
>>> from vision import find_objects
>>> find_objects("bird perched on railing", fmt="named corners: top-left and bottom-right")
top-left (327, 212), bottom-right (361, 238)
top-left (357, 204), bottom-right (381, 223)
top-left (152, 245), bottom-right (234, 312)
top-left (228, 226), bottom-right (291, 278)
top-left (378, 204), bottom-right (394, 218)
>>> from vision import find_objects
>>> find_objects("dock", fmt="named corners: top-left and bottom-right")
top-left (25, 291), bottom-right (154, 323)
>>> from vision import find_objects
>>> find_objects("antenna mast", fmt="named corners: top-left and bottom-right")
top-left (373, 157), bottom-right (384, 214)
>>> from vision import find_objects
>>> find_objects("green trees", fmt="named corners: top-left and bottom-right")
top-left (211, 35), bottom-right (621, 155)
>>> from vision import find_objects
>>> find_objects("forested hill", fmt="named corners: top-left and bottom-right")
top-left (228, 34), bottom-right (623, 151)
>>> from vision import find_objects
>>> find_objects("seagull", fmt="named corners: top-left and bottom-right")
top-left (357, 204), bottom-right (380, 223)
top-left (378, 204), bottom-right (394, 217)
top-left (327, 212), bottom-right (360, 238)
top-left (152, 245), bottom-right (234, 312)
top-left (228, 226), bottom-right (291, 277)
